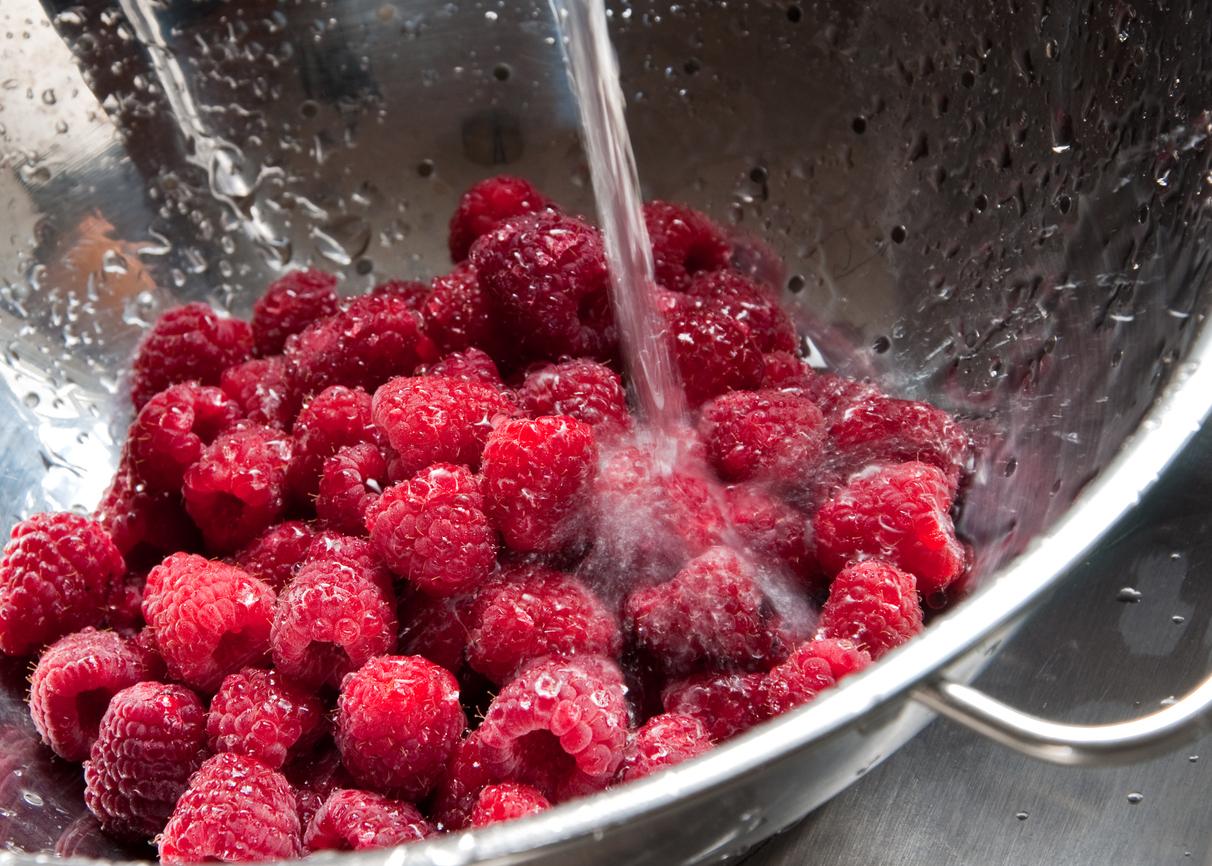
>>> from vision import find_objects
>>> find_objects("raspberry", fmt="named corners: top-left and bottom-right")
top-left (127, 382), bottom-right (243, 493)
top-left (220, 356), bottom-right (299, 429)
top-left (206, 667), bottom-right (326, 769)
top-left (130, 303), bottom-right (253, 409)
top-left (418, 347), bottom-right (504, 388)
top-left (698, 389), bottom-right (826, 485)
top-left (0, 512), bottom-right (125, 656)
top-left (182, 424), bottom-right (293, 553)
top-left (159, 752), bottom-right (302, 863)
top-left (83, 681), bottom-right (208, 840)
top-left (664, 302), bottom-right (763, 407)
top-left (829, 395), bottom-right (969, 487)
top-left (97, 463), bottom-right (201, 568)
top-left (624, 546), bottom-right (808, 675)
top-left (686, 270), bottom-right (797, 353)
top-left (371, 279), bottom-right (430, 308)
top-left (316, 443), bottom-right (388, 536)
top-left (449, 175), bottom-right (555, 262)
top-left (365, 464), bottom-right (496, 597)
top-left (760, 351), bottom-right (815, 390)
top-left (305, 788), bottom-right (433, 851)
top-left (29, 627), bottom-right (157, 761)
top-left (431, 734), bottom-right (495, 830)
top-left (335, 655), bottom-right (466, 799)
top-left (816, 560), bottom-right (923, 659)
top-left (288, 385), bottom-right (377, 503)
top-left (284, 746), bottom-right (353, 831)
top-left (814, 461), bottom-right (967, 594)
top-left (252, 269), bottom-right (341, 356)
top-left (620, 713), bottom-right (713, 781)
top-left (304, 533), bottom-right (389, 583)
top-left (799, 370), bottom-right (882, 418)
top-left (233, 521), bottom-right (316, 592)
top-left (469, 782), bottom-right (550, 827)
top-left (724, 484), bottom-right (820, 591)
top-left (372, 375), bottom-right (514, 477)
top-left (142, 554), bottom-right (275, 691)
top-left (105, 575), bottom-right (148, 634)
top-left (661, 671), bottom-right (766, 741)
top-left (471, 212), bottom-right (617, 362)
top-left (271, 553), bottom-right (396, 689)
top-left (519, 359), bottom-right (632, 439)
top-left (482, 416), bottom-right (598, 553)
top-left (398, 589), bottom-right (470, 672)
top-left (476, 655), bottom-right (629, 802)
top-left (424, 264), bottom-right (502, 356)
top-left (759, 637), bottom-right (870, 718)
top-left (466, 565), bottom-right (621, 684)
top-left (644, 201), bottom-right (731, 292)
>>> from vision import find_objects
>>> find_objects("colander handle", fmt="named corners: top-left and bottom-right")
top-left (911, 674), bottom-right (1212, 766)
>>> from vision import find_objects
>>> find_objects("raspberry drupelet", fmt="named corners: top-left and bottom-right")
top-left (206, 667), bottom-right (326, 769)
top-left (469, 783), bottom-right (551, 827)
top-left (758, 638), bottom-right (871, 716)
top-left (305, 788), bottom-right (434, 851)
top-left (130, 302), bottom-right (253, 409)
top-left (449, 175), bottom-right (556, 263)
top-left (127, 382), bottom-right (243, 493)
top-left (816, 560), bottom-right (924, 659)
top-left (251, 269), bottom-right (341, 357)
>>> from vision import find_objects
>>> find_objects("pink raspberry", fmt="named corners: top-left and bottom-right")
top-left (644, 201), bottom-right (732, 292)
top-left (424, 264), bottom-right (502, 357)
top-left (724, 484), bottom-right (820, 591)
top-left (271, 554), bottom-right (396, 689)
top-left (336, 655), bottom-right (466, 799)
top-left (417, 347), bottom-right (504, 388)
top-left (761, 351), bottom-right (815, 390)
top-left (206, 667), bottom-right (326, 769)
top-left (661, 671), bottom-right (767, 741)
top-left (471, 212), bottom-right (617, 362)
top-left (288, 385), bottom-right (378, 502)
top-left (284, 746), bottom-right (354, 832)
top-left (96, 463), bottom-right (201, 569)
top-left (365, 464), bottom-right (496, 597)
top-left (316, 443), bottom-right (388, 536)
top-left (829, 395), bottom-right (970, 488)
top-left (159, 752), bottom-right (301, 863)
top-left (372, 375), bottom-right (515, 477)
top-left (29, 627), bottom-right (157, 761)
top-left (664, 302), bottom-right (763, 407)
top-left (220, 356), bottom-right (299, 429)
top-left (398, 588), bottom-right (470, 672)
top-left (127, 382), bottom-right (243, 493)
top-left (83, 681), bottom-right (209, 840)
top-left (305, 788), bottom-right (433, 851)
top-left (476, 655), bottom-right (629, 802)
top-left (130, 303), bottom-right (253, 409)
top-left (466, 565), bottom-right (621, 684)
top-left (624, 546), bottom-right (808, 674)
top-left (698, 389), bottom-right (826, 485)
top-left (0, 512), bottom-right (125, 656)
top-left (686, 270), bottom-right (798, 353)
top-left (142, 554), bottom-right (275, 691)
top-left (449, 175), bottom-right (556, 262)
top-left (620, 712), bottom-right (713, 781)
top-left (814, 461), bottom-right (967, 594)
top-left (519, 359), bottom-right (632, 439)
top-left (482, 416), bottom-right (598, 553)
top-left (233, 521), bottom-right (315, 592)
top-left (817, 560), bottom-right (924, 658)
top-left (252, 269), bottom-right (341, 356)
top-left (469, 782), bottom-right (551, 827)
top-left (759, 638), bottom-right (871, 717)
top-left (182, 423), bottom-right (293, 553)
top-left (371, 278), bottom-right (430, 307)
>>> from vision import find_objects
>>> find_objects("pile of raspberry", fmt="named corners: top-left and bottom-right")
top-left (0, 176), bottom-right (972, 862)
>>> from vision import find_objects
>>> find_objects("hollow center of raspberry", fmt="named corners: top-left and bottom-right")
top-left (512, 730), bottom-right (576, 793)
top-left (213, 628), bottom-right (263, 671)
top-left (75, 687), bottom-right (116, 741)
top-left (305, 641), bottom-right (351, 682)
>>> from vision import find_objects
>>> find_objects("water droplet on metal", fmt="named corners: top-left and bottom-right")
top-left (1126, 792), bottom-right (1144, 804)
top-left (1172, 615), bottom-right (1186, 624)
top-left (22, 393), bottom-right (39, 408)
top-left (1115, 587), bottom-right (1142, 603)
top-left (1015, 811), bottom-right (1028, 821)
top-left (41, 88), bottom-right (56, 105)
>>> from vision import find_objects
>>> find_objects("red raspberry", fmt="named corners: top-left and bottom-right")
top-left (476, 655), bottom-right (629, 801)
top-left (724, 484), bottom-right (820, 591)
top-left (799, 370), bottom-right (882, 418)
top-left (105, 574), bottom-right (148, 634)
top-left (220, 356), bottom-right (299, 429)
top-left (336, 655), bottom-right (466, 799)
top-left (371, 279), bottom-right (430, 307)
top-left (83, 681), bottom-right (209, 840)
top-left (365, 464), bottom-right (496, 597)
top-left (664, 302), bottom-right (763, 407)
top-left (829, 395), bottom-right (970, 487)
top-left (142, 553), bottom-right (275, 691)
top-left (817, 560), bottom-right (924, 658)
top-left (814, 461), bottom-right (967, 594)
top-left (398, 589), bottom-right (470, 672)
top-left (159, 752), bottom-right (301, 863)
top-left (288, 385), bottom-right (378, 502)
top-left (471, 212), bottom-right (617, 362)
top-left (686, 270), bottom-right (797, 353)
top-left (482, 416), bottom-right (598, 553)
top-left (469, 782), bottom-right (550, 827)
top-left (449, 175), bottom-right (556, 262)
top-left (698, 389), bottom-right (826, 485)
top-left (252, 269), bottom-right (341, 356)
top-left (519, 359), bottom-right (632, 439)
top-left (417, 347), bottom-right (504, 388)
top-left (316, 443), bottom-right (388, 536)
top-left (271, 554), bottom-right (396, 689)
top-left (620, 712), bottom-right (713, 781)
top-left (431, 733), bottom-right (495, 831)
top-left (0, 512), bottom-right (125, 656)
top-left (372, 375), bottom-right (515, 477)
top-left (127, 382), bottom-right (243, 493)
top-left (285, 746), bottom-right (353, 832)
top-left (759, 638), bottom-right (871, 717)
top-left (29, 627), bottom-right (157, 761)
top-left (206, 667), bottom-right (326, 769)
top-left (130, 303), bottom-right (253, 409)
top-left (761, 351), bottom-right (815, 390)
top-left (644, 201), bottom-right (732, 292)
top-left (305, 788), bottom-right (433, 851)
top-left (233, 521), bottom-right (315, 592)
top-left (424, 264), bottom-right (502, 357)
top-left (97, 463), bottom-right (201, 568)
top-left (624, 546), bottom-right (808, 675)
top-left (661, 671), bottom-right (767, 741)
top-left (466, 565), bottom-right (621, 684)
top-left (304, 533), bottom-right (390, 583)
